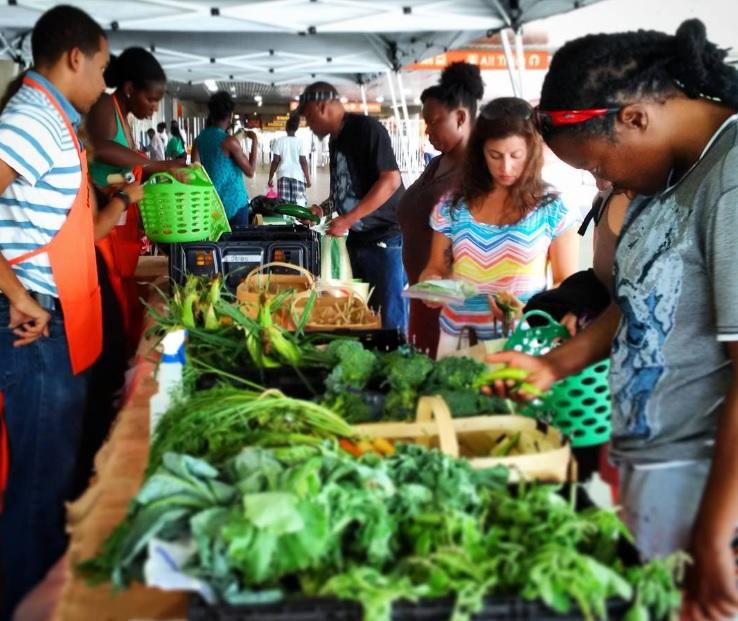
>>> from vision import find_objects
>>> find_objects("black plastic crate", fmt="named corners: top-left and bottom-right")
top-left (189, 590), bottom-right (631, 621)
top-left (169, 225), bottom-right (321, 291)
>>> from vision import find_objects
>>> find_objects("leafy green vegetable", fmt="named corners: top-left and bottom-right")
top-left (148, 386), bottom-right (356, 473)
top-left (81, 444), bottom-right (682, 621)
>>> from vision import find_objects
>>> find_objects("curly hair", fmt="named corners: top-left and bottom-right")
top-left (454, 98), bottom-right (554, 219)
top-left (539, 19), bottom-right (738, 140)
top-left (207, 91), bottom-right (235, 124)
top-left (421, 61), bottom-right (484, 118)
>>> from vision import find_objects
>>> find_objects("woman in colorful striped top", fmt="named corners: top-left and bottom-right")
top-left (419, 97), bottom-right (579, 354)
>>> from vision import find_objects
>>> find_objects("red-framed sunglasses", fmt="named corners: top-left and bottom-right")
top-left (532, 106), bottom-right (620, 136)
top-left (479, 99), bottom-right (620, 136)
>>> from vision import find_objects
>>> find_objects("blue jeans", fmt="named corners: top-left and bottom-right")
top-left (347, 235), bottom-right (407, 331)
top-left (0, 298), bottom-right (88, 619)
top-left (228, 206), bottom-right (251, 228)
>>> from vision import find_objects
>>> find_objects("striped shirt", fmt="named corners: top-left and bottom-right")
top-left (430, 193), bottom-right (578, 339)
top-left (0, 71), bottom-right (82, 296)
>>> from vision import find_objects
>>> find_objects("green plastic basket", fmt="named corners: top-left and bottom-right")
top-left (504, 310), bottom-right (612, 448)
top-left (140, 164), bottom-right (230, 243)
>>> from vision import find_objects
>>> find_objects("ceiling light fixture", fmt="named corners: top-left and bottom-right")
top-left (204, 79), bottom-right (218, 92)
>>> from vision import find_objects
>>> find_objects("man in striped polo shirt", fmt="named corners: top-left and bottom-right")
top-left (0, 6), bottom-right (113, 616)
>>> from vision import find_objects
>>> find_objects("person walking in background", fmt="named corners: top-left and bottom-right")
top-left (397, 62), bottom-right (482, 357)
top-left (166, 119), bottom-right (186, 160)
top-left (419, 97), bottom-right (579, 355)
top-left (147, 126), bottom-right (165, 160)
top-left (298, 81), bottom-right (406, 330)
top-left (268, 113), bottom-right (311, 206)
top-left (192, 90), bottom-right (258, 227)
top-left (157, 120), bottom-right (168, 145)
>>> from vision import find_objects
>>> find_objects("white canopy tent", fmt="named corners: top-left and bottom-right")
top-left (0, 0), bottom-right (606, 102)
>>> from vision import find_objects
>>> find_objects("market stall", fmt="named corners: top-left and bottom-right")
top-left (20, 247), bottom-right (681, 621)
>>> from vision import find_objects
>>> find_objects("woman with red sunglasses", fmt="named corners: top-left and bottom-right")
top-left (490, 20), bottom-right (738, 621)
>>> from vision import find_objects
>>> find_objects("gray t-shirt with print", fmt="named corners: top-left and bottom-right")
top-left (610, 115), bottom-right (738, 464)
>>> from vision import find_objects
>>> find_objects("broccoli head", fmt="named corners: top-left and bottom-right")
top-left (425, 356), bottom-right (486, 392)
top-left (381, 348), bottom-right (434, 391)
top-left (435, 389), bottom-right (516, 418)
top-left (321, 390), bottom-right (377, 423)
top-left (325, 340), bottom-right (378, 392)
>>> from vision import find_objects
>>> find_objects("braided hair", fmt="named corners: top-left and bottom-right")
top-left (540, 19), bottom-right (738, 139)
top-left (421, 61), bottom-right (484, 118)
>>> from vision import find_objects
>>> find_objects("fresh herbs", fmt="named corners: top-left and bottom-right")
top-left (147, 386), bottom-right (356, 473)
top-left (81, 445), bottom-right (684, 621)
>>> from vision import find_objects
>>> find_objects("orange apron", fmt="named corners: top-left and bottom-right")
top-left (1, 77), bottom-right (101, 509)
top-left (95, 95), bottom-right (144, 348)
top-left (8, 76), bottom-right (102, 375)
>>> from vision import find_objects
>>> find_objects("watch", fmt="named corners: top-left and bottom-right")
top-left (113, 190), bottom-right (131, 209)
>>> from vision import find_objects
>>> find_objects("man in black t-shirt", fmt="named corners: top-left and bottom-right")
top-left (298, 82), bottom-right (407, 330)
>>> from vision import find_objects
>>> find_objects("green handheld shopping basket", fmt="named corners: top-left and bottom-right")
top-left (140, 164), bottom-right (231, 243)
top-left (505, 310), bottom-right (612, 448)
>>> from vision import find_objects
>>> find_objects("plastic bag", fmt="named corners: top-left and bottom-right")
top-left (403, 279), bottom-right (479, 305)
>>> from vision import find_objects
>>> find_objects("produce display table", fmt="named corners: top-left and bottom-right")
top-left (17, 257), bottom-right (188, 621)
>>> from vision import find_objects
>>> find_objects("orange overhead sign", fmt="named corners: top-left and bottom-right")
top-left (407, 50), bottom-right (549, 71)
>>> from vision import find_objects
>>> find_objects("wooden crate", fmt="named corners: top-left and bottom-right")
top-left (354, 396), bottom-right (574, 483)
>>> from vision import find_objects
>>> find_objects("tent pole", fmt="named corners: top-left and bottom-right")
top-left (396, 70), bottom-right (412, 173)
top-left (385, 69), bottom-right (401, 127)
top-left (514, 27), bottom-right (526, 99)
top-left (500, 28), bottom-right (520, 97)
top-left (396, 71), bottom-right (410, 123)
top-left (360, 83), bottom-right (369, 116)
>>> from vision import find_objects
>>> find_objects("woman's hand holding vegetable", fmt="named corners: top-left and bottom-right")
top-left (489, 292), bottom-right (524, 337)
top-left (484, 350), bottom-right (559, 400)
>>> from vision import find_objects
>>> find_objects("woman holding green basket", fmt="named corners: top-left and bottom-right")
top-left (79, 47), bottom-right (186, 496)
top-left (489, 20), bottom-right (738, 621)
